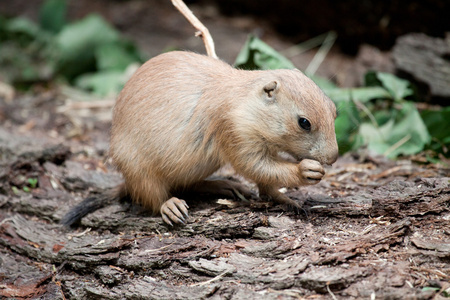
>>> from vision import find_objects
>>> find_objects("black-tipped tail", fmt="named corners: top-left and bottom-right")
top-left (60, 184), bottom-right (126, 227)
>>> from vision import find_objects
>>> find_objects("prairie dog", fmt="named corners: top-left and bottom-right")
top-left (62, 51), bottom-right (338, 226)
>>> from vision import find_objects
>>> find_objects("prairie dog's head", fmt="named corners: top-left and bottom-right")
top-left (242, 69), bottom-right (338, 165)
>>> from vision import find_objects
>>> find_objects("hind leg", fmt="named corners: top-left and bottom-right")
top-left (187, 179), bottom-right (254, 200)
top-left (127, 175), bottom-right (189, 225)
top-left (258, 184), bottom-right (301, 209)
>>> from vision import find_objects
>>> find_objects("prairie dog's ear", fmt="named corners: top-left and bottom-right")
top-left (262, 81), bottom-right (279, 102)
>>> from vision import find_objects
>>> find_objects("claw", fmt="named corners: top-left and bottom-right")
top-left (161, 213), bottom-right (173, 227)
top-left (232, 187), bottom-right (251, 203)
top-left (168, 203), bottom-right (185, 222)
top-left (290, 204), bottom-right (308, 217)
top-left (160, 197), bottom-right (190, 226)
top-left (182, 208), bottom-right (189, 219)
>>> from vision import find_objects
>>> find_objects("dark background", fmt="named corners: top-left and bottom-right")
top-left (2, 0), bottom-right (449, 54)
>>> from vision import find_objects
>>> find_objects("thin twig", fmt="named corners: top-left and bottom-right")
top-left (58, 100), bottom-right (115, 113)
top-left (411, 266), bottom-right (450, 280)
top-left (281, 32), bottom-right (332, 58)
top-left (384, 134), bottom-right (411, 157)
top-left (190, 270), bottom-right (228, 287)
top-left (326, 283), bottom-right (338, 300)
top-left (67, 228), bottom-right (91, 240)
top-left (171, 0), bottom-right (218, 59)
top-left (141, 242), bottom-right (176, 254)
top-left (305, 31), bottom-right (337, 75)
top-left (0, 217), bottom-right (12, 226)
top-left (353, 99), bottom-right (380, 133)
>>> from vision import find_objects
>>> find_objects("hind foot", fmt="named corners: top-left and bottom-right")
top-left (190, 179), bottom-right (254, 201)
top-left (160, 197), bottom-right (189, 226)
top-left (258, 184), bottom-right (303, 212)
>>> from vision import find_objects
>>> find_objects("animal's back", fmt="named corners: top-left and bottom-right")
top-left (110, 52), bottom-right (235, 187)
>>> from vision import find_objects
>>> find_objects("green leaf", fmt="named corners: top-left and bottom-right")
top-left (364, 71), bottom-right (380, 87)
top-left (334, 100), bottom-right (361, 154)
top-left (376, 72), bottom-right (413, 101)
top-left (420, 107), bottom-right (450, 155)
top-left (27, 178), bottom-right (38, 189)
top-left (4, 17), bottom-right (43, 43)
top-left (56, 14), bottom-right (119, 53)
top-left (324, 86), bottom-right (391, 103)
top-left (234, 35), bottom-right (295, 70)
top-left (39, 0), bottom-right (67, 33)
top-left (5, 17), bottom-right (39, 36)
top-left (420, 286), bottom-right (449, 297)
top-left (421, 287), bottom-right (440, 292)
top-left (55, 14), bottom-right (120, 79)
top-left (95, 41), bottom-right (141, 71)
top-left (385, 103), bottom-right (431, 157)
top-left (75, 70), bottom-right (125, 96)
top-left (354, 102), bottom-right (431, 158)
top-left (355, 119), bottom-right (395, 154)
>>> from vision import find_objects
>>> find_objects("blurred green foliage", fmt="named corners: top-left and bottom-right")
top-left (0, 0), bottom-right (143, 95)
top-left (235, 35), bottom-right (449, 160)
top-left (39, 0), bottom-right (67, 33)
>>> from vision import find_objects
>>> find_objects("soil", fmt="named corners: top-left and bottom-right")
top-left (0, 1), bottom-right (449, 299)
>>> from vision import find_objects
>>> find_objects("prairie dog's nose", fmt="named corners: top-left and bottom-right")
top-left (326, 149), bottom-right (339, 165)
top-left (324, 137), bottom-right (339, 165)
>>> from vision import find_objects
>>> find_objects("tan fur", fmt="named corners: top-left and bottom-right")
top-left (109, 51), bottom-right (338, 215)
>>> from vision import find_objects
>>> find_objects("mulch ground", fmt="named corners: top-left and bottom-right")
top-left (0, 88), bottom-right (449, 300)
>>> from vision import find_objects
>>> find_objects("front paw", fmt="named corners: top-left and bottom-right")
top-left (298, 159), bottom-right (324, 185)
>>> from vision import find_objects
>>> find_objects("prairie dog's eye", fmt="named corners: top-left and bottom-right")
top-left (298, 117), bottom-right (311, 131)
